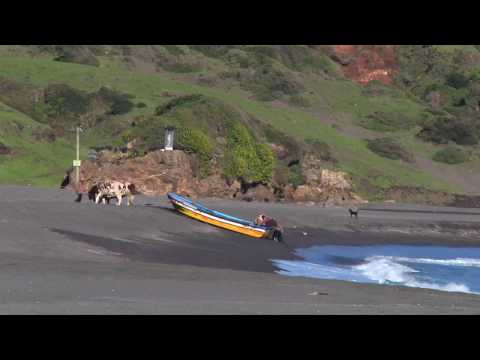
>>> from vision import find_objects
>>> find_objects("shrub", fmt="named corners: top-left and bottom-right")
top-left (136, 102), bottom-right (147, 108)
top-left (225, 49), bottom-right (253, 68)
top-left (162, 45), bottom-right (186, 56)
top-left (249, 46), bottom-right (278, 58)
top-left (361, 111), bottom-right (417, 132)
top-left (446, 72), bottom-right (470, 89)
top-left (255, 143), bottom-right (276, 184)
top-left (97, 87), bottom-right (135, 115)
top-left (32, 128), bottom-right (56, 143)
top-left (252, 65), bottom-right (302, 97)
top-left (305, 139), bottom-right (337, 163)
top-left (287, 163), bottom-right (305, 188)
top-left (433, 146), bottom-right (469, 164)
top-left (367, 138), bottom-right (414, 163)
top-left (176, 127), bottom-right (213, 178)
top-left (53, 46), bottom-right (99, 67)
top-left (289, 94), bottom-right (311, 108)
top-left (273, 163), bottom-right (305, 188)
top-left (159, 58), bottom-right (204, 73)
top-left (417, 116), bottom-right (478, 145)
top-left (44, 84), bottom-right (90, 116)
top-left (224, 122), bottom-right (275, 184)
top-left (0, 142), bottom-right (11, 155)
top-left (155, 94), bottom-right (206, 116)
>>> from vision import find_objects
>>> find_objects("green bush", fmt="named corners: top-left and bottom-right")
top-left (367, 138), bottom-right (414, 163)
top-left (176, 127), bottom-right (213, 177)
top-left (225, 49), bottom-right (253, 68)
top-left (287, 163), bottom-right (305, 188)
top-left (255, 143), bottom-right (276, 183)
top-left (289, 94), bottom-right (311, 107)
top-left (252, 65), bottom-right (302, 98)
top-left (155, 94), bottom-right (206, 116)
top-left (224, 122), bottom-right (275, 184)
top-left (305, 139), bottom-right (337, 163)
top-left (159, 58), bottom-right (204, 73)
top-left (446, 72), bottom-right (470, 89)
top-left (162, 45), bottom-right (186, 56)
top-left (44, 84), bottom-right (90, 116)
top-left (433, 146), bottom-right (469, 164)
top-left (417, 116), bottom-right (478, 145)
top-left (273, 163), bottom-right (305, 188)
top-left (53, 46), bottom-right (99, 67)
top-left (97, 87), bottom-right (135, 115)
top-left (360, 111), bottom-right (417, 132)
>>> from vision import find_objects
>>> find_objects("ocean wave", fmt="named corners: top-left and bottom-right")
top-left (273, 255), bottom-right (473, 294)
top-left (272, 260), bottom-right (365, 282)
top-left (354, 257), bottom-right (471, 294)
top-left (378, 256), bottom-right (480, 268)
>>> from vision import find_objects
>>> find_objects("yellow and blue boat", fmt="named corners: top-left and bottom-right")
top-left (167, 193), bottom-right (274, 239)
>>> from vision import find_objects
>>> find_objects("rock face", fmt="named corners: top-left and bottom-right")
top-left (77, 149), bottom-right (365, 205)
top-left (79, 150), bottom-right (240, 199)
top-left (287, 169), bottom-right (364, 206)
top-left (331, 45), bottom-right (398, 85)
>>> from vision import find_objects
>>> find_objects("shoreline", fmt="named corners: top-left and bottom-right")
top-left (2, 186), bottom-right (480, 314)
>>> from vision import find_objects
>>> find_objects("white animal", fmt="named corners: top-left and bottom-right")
top-left (94, 181), bottom-right (136, 207)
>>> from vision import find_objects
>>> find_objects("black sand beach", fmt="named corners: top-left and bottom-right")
top-left (1, 186), bottom-right (480, 314)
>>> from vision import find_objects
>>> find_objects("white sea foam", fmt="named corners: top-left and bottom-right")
top-left (354, 257), bottom-right (418, 284)
top-left (273, 255), bottom-right (473, 294)
top-left (272, 260), bottom-right (363, 282)
top-left (381, 256), bottom-right (480, 268)
top-left (354, 257), bottom-right (471, 294)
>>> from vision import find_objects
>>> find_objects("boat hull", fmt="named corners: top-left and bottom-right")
top-left (168, 193), bottom-right (268, 239)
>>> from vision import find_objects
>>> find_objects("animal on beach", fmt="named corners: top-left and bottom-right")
top-left (60, 171), bottom-right (84, 202)
top-left (88, 184), bottom-right (113, 205)
top-left (349, 208), bottom-right (359, 219)
top-left (60, 173), bottom-right (70, 189)
top-left (93, 181), bottom-right (137, 207)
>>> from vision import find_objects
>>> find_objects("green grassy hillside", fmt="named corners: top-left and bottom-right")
top-left (2, 45), bottom-right (480, 199)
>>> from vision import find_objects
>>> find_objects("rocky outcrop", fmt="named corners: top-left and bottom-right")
top-left (285, 169), bottom-right (365, 206)
top-left (79, 150), bottom-right (240, 199)
top-left (331, 45), bottom-right (398, 85)
top-left (77, 149), bottom-right (365, 206)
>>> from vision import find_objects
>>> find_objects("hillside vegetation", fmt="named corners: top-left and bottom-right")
top-left (1, 45), bottom-right (480, 200)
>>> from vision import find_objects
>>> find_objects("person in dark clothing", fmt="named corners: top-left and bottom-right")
top-left (255, 214), bottom-right (284, 242)
top-left (59, 169), bottom-right (86, 203)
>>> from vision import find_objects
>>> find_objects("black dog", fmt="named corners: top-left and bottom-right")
top-left (60, 173), bottom-right (70, 189)
top-left (349, 208), bottom-right (359, 219)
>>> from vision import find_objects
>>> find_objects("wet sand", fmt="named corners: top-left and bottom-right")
top-left (1, 186), bottom-right (480, 314)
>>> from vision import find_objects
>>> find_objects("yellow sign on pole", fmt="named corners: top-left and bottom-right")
top-left (73, 160), bottom-right (82, 167)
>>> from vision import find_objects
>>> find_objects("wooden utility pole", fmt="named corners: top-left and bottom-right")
top-left (74, 127), bottom-right (82, 186)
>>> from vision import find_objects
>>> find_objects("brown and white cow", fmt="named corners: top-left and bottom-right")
top-left (94, 181), bottom-right (136, 207)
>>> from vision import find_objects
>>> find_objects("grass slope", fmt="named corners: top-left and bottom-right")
top-left (0, 101), bottom-right (77, 187)
top-left (0, 54), bottom-right (456, 197)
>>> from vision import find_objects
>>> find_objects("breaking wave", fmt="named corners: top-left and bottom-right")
top-left (354, 256), bottom-right (470, 293)
top-left (380, 257), bottom-right (480, 268)
top-left (273, 245), bottom-right (480, 295)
